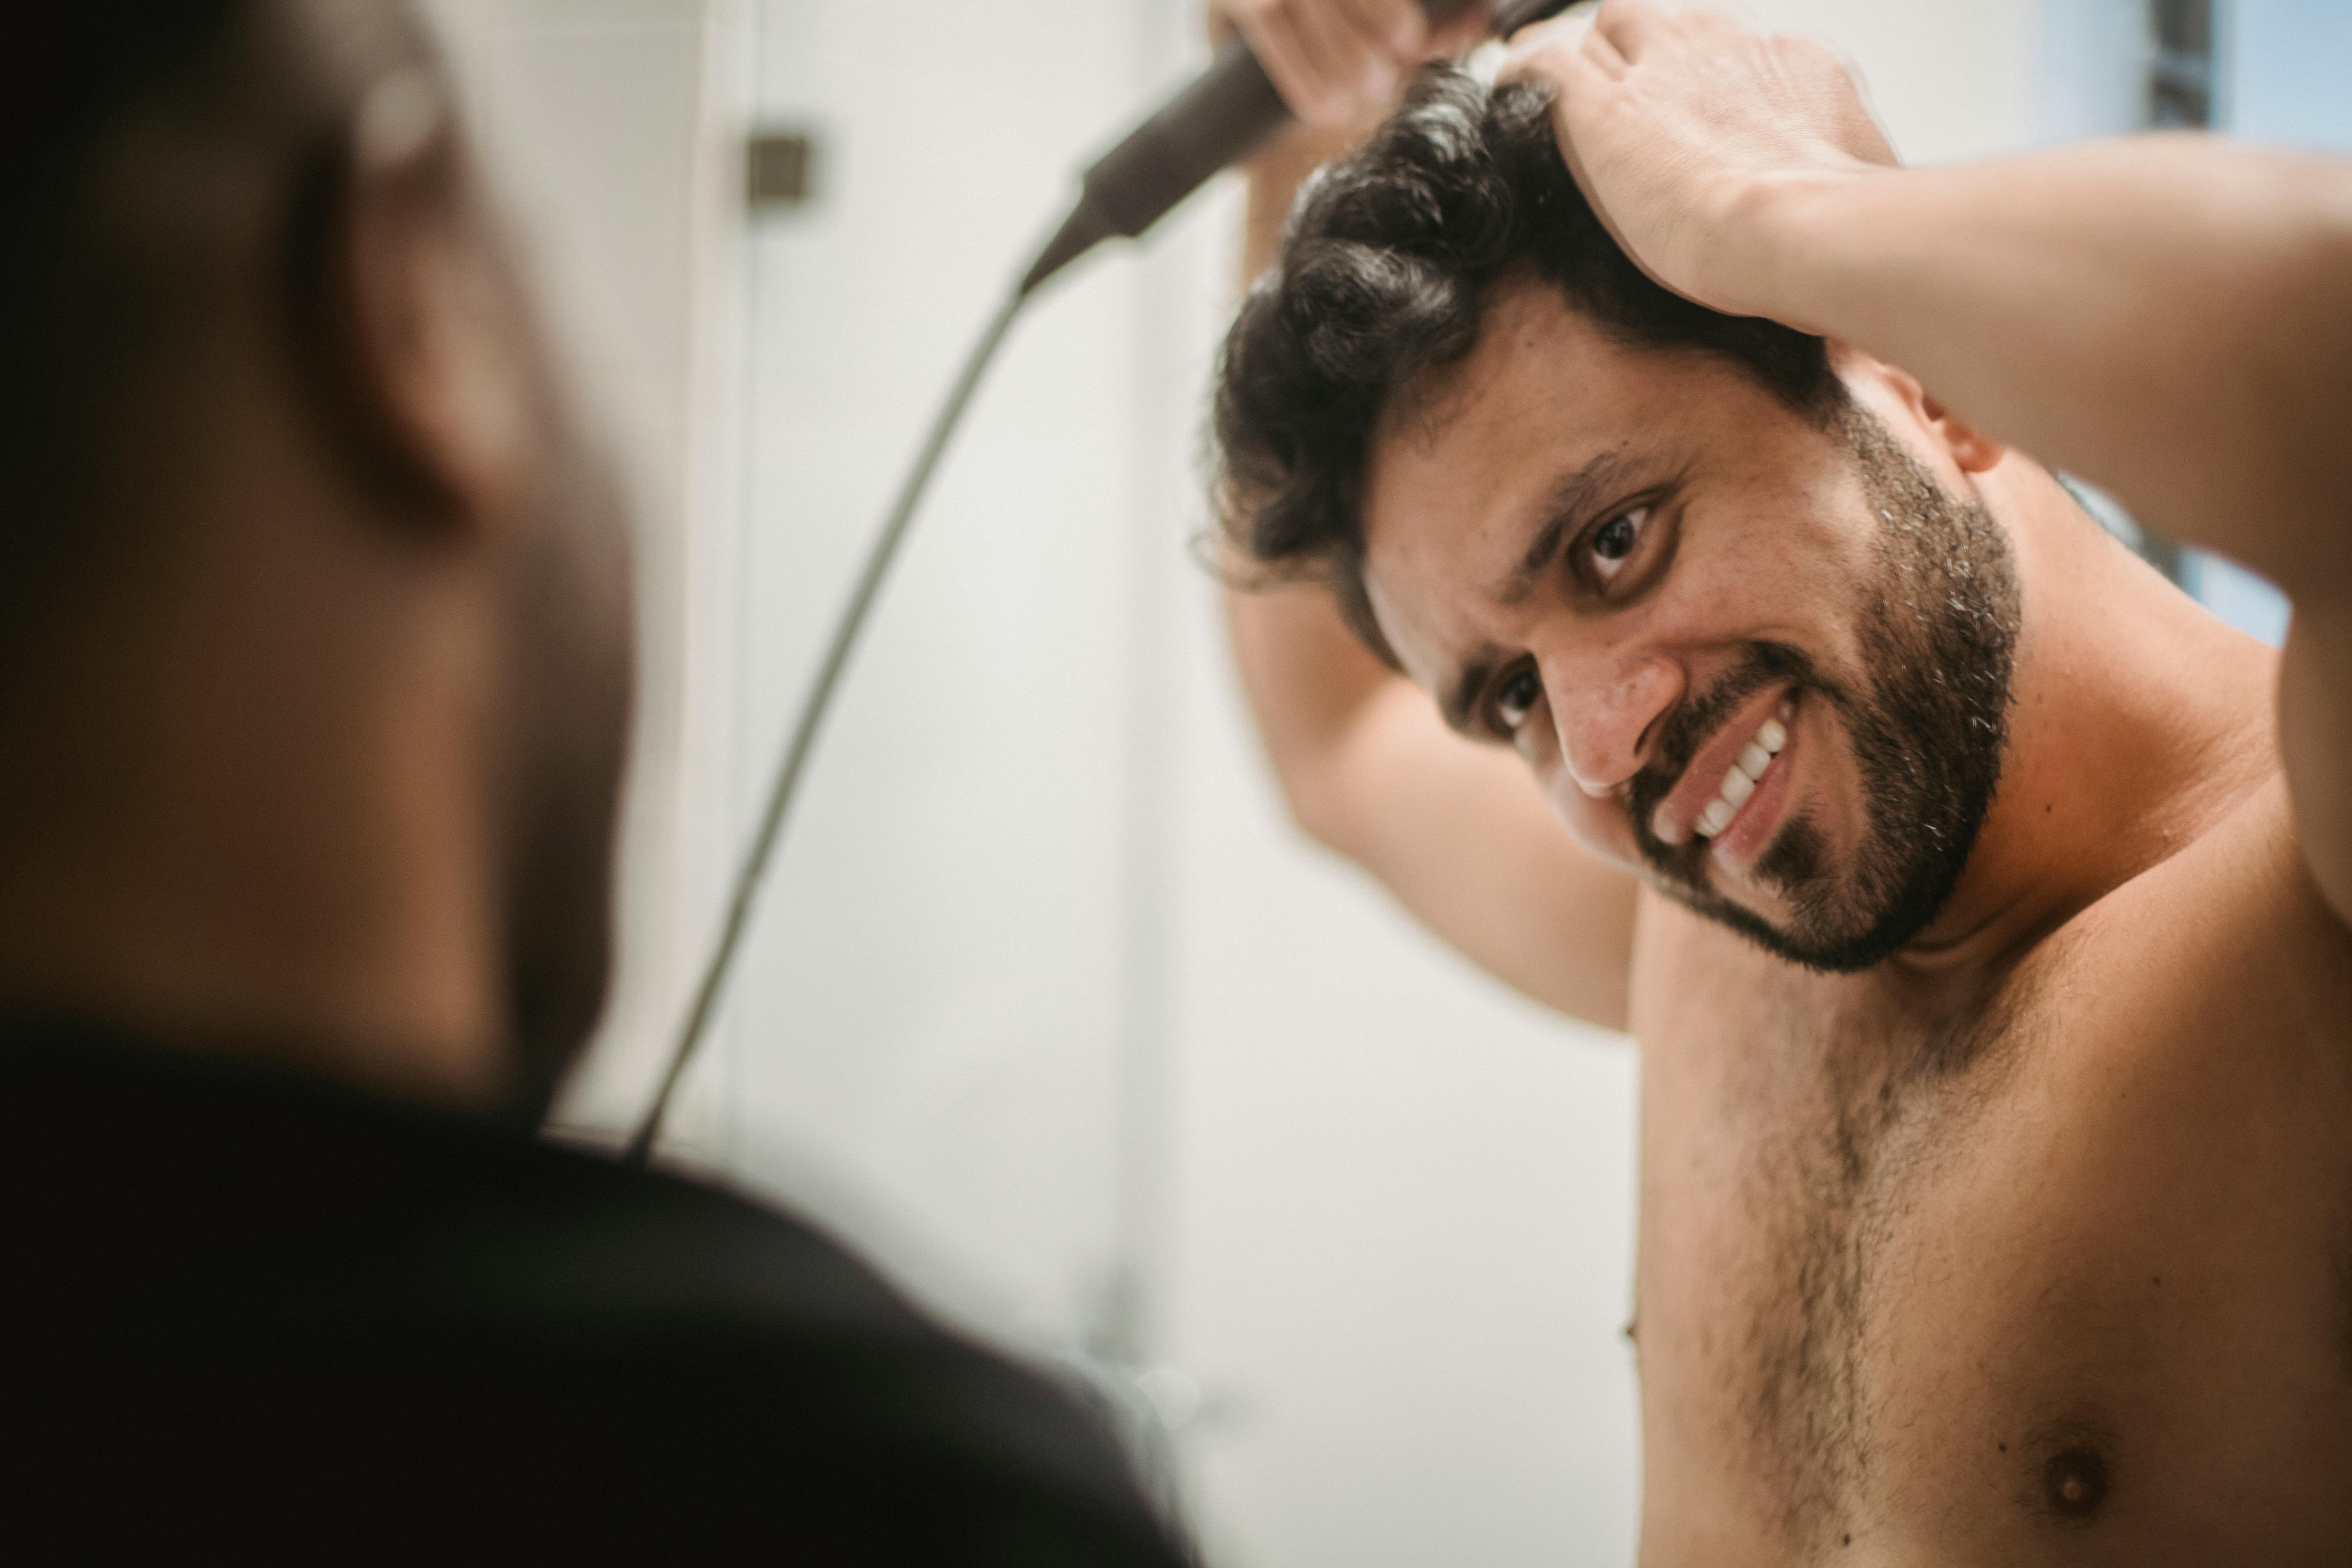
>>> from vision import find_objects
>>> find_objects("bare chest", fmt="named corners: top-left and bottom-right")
top-left (1624, 894), bottom-right (2352, 1566)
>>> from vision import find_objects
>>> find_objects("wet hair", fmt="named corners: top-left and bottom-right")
top-left (1211, 65), bottom-right (1843, 657)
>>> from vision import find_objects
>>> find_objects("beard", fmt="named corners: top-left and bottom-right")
top-left (1622, 406), bottom-right (2022, 973)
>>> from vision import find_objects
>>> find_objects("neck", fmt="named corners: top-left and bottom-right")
top-left (0, 515), bottom-right (509, 1110)
top-left (1895, 461), bottom-right (2279, 979)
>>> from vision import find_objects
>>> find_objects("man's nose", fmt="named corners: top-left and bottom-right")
top-left (1548, 652), bottom-right (1682, 798)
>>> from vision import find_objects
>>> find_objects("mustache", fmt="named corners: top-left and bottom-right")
top-left (1624, 641), bottom-right (1824, 891)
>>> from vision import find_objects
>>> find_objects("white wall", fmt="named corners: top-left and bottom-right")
top-left (2226, 0), bottom-right (2352, 151)
top-left (434, 4), bottom-right (2048, 1565)
top-left (711, 0), bottom-right (1161, 1343)
top-left (1756, 0), bottom-right (2036, 165)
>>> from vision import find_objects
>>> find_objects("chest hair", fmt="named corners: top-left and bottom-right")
top-left (1697, 953), bottom-right (2038, 1547)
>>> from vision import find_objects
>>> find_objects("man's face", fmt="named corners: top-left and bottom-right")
top-left (1360, 280), bottom-right (2020, 972)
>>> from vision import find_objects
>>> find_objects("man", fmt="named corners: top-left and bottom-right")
top-left (0, 2), bottom-right (1185, 1558)
top-left (1214, 0), bottom-right (2352, 1560)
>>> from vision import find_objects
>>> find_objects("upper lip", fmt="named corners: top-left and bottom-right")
top-left (1649, 686), bottom-right (1793, 847)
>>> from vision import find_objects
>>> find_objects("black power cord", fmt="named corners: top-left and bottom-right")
top-left (623, 287), bottom-right (1027, 1164)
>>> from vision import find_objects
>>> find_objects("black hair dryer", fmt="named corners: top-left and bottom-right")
top-left (1020, 0), bottom-right (1578, 296)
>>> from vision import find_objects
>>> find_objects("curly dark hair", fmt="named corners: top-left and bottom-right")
top-left (1212, 65), bottom-right (1844, 659)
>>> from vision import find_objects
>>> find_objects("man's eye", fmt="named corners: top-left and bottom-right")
top-left (1494, 666), bottom-right (1543, 733)
top-left (1586, 506), bottom-right (1651, 584)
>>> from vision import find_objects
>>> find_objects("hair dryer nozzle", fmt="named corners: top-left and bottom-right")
top-left (1021, 196), bottom-right (1117, 297)
top-left (1019, 0), bottom-right (1580, 298)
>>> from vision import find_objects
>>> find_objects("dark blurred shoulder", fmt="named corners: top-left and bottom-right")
top-left (0, 1016), bottom-right (1187, 1564)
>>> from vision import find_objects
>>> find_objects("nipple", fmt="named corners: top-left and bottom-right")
top-left (2043, 1447), bottom-right (2109, 1520)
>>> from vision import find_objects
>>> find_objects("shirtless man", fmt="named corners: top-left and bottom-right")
top-left (1210, 0), bottom-right (2352, 1560)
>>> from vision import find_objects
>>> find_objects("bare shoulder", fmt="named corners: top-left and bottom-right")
top-left (1997, 777), bottom-right (2352, 1187)
top-left (1984, 773), bottom-right (2352, 1265)
top-left (2020, 775), bottom-right (2352, 1070)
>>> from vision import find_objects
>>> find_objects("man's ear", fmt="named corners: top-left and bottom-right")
top-left (1917, 388), bottom-right (2004, 475)
top-left (1826, 342), bottom-right (2005, 475)
top-left (318, 68), bottom-right (534, 535)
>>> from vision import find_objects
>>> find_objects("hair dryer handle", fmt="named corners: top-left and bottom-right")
top-left (1021, 0), bottom-right (1505, 295)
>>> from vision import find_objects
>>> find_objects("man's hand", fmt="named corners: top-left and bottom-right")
top-left (1213, 0), bottom-right (1492, 133)
top-left (1500, 0), bottom-right (1894, 323)
top-left (1223, 1), bottom-right (1492, 280)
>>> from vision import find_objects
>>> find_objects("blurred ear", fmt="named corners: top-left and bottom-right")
top-left (1828, 341), bottom-right (2006, 475)
top-left (1915, 387), bottom-right (2004, 475)
top-left (319, 67), bottom-right (534, 535)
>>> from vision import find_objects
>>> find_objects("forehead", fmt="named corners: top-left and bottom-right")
top-left (1359, 278), bottom-right (1792, 683)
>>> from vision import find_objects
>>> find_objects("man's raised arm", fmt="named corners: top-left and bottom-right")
top-left (1505, 0), bottom-right (2352, 924)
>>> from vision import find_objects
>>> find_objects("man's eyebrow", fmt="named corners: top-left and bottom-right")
top-left (1442, 650), bottom-right (1501, 739)
top-left (1497, 448), bottom-right (1641, 606)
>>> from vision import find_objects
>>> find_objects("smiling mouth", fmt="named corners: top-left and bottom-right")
top-left (1693, 702), bottom-right (1791, 841)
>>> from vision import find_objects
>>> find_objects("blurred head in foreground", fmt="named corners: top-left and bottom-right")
top-left (0, 0), bottom-right (632, 1115)
top-left (1215, 68), bottom-right (2020, 975)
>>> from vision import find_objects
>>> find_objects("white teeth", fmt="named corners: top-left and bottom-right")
top-left (1692, 708), bottom-right (1792, 840)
